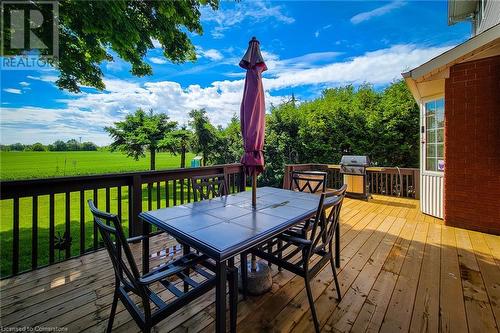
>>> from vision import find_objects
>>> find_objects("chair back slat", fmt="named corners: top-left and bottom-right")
top-left (87, 200), bottom-right (145, 297)
top-left (192, 174), bottom-right (227, 201)
top-left (307, 184), bottom-right (347, 260)
top-left (291, 171), bottom-right (327, 194)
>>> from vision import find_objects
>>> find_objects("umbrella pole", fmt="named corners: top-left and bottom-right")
top-left (251, 173), bottom-right (257, 271)
top-left (252, 174), bottom-right (257, 208)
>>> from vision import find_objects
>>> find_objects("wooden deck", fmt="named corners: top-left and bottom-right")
top-left (1, 195), bottom-right (499, 332)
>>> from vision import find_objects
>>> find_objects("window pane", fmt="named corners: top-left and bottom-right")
top-left (437, 128), bottom-right (444, 143)
top-left (427, 129), bottom-right (436, 143)
top-left (426, 158), bottom-right (436, 171)
top-left (436, 98), bottom-right (445, 127)
top-left (426, 115), bottom-right (436, 129)
top-left (436, 144), bottom-right (444, 158)
top-left (426, 144), bottom-right (436, 157)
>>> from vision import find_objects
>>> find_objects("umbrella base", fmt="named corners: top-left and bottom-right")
top-left (239, 260), bottom-right (272, 296)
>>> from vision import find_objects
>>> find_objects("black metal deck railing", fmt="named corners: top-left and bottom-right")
top-left (0, 164), bottom-right (246, 278)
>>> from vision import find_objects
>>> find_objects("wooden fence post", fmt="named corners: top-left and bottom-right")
top-left (238, 166), bottom-right (246, 192)
top-left (130, 174), bottom-right (143, 237)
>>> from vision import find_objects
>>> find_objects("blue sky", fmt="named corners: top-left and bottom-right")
top-left (1, 0), bottom-right (470, 145)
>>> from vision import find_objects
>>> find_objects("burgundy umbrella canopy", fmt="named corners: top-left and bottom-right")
top-left (239, 37), bottom-right (267, 207)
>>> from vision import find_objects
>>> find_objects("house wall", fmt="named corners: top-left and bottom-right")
top-left (444, 55), bottom-right (500, 234)
top-left (475, 0), bottom-right (500, 36)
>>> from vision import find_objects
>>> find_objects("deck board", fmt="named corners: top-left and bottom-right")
top-left (1, 195), bottom-right (499, 333)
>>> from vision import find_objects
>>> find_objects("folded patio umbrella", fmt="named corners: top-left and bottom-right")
top-left (240, 37), bottom-right (267, 207)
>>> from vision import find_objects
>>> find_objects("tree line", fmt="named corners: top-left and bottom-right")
top-left (104, 80), bottom-right (419, 187)
top-left (1, 139), bottom-right (99, 152)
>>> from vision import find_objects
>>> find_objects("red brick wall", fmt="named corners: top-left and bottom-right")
top-left (444, 55), bottom-right (500, 234)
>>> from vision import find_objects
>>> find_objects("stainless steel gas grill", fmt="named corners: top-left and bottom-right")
top-left (340, 155), bottom-right (370, 199)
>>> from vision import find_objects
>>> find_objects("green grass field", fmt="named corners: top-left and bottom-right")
top-left (0, 151), bottom-right (196, 180)
top-left (0, 151), bottom-right (199, 277)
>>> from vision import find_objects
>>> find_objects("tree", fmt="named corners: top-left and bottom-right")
top-left (49, 140), bottom-right (67, 151)
top-left (9, 143), bottom-right (25, 151)
top-left (3, 1), bottom-right (219, 92)
top-left (261, 80), bottom-right (419, 187)
top-left (189, 109), bottom-right (218, 166)
top-left (105, 109), bottom-right (176, 170)
top-left (66, 139), bottom-right (80, 151)
top-left (29, 143), bottom-right (46, 151)
top-left (160, 126), bottom-right (192, 168)
top-left (81, 142), bottom-right (98, 151)
top-left (208, 115), bottom-right (243, 165)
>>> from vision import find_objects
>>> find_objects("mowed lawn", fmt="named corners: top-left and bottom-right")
top-left (0, 151), bottom-right (196, 180)
top-left (0, 151), bottom-right (198, 277)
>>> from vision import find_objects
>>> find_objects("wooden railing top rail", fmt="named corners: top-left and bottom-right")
top-left (284, 163), bottom-right (418, 173)
top-left (283, 163), bottom-right (420, 200)
top-left (0, 163), bottom-right (244, 200)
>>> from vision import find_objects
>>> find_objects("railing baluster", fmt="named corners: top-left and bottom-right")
top-left (117, 187), bottom-right (122, 223)
top-left (93, 189), bottom-right (98, 250)
top-left (65, 192), bottom-right (71, 259)
top-left (80, 190), bottom-right (85, 255)
top-left (180, 178), bottom-right (184, 204)
top-left (32, 196), bottom-right (38, 269)
top-left (105, 187), bottom-right (111, 214)
top-left (173, 179), bottom-right (177, 206)
top-left (148, 183), bottom-right (153, 211)
top-left (165, 180), bottom-right (170, 207)
top-left (187, 178), bottom-right (191, 203)
top-left (156, 181), bottom-right (161, 209)
top-left (12, 197), bottom-right (19, 275)
top-left (128, 184), bottom-right (133, 237)
top-left (49, 193), bottom-right (55, 264)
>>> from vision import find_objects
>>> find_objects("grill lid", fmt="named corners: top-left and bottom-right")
top-left (340, 155), bottom-right (370, 166)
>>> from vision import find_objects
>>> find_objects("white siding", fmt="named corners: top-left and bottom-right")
top-left (475, 0), bottom-right (500, 35)
top-left (420, 173), bottom-right (444, 218)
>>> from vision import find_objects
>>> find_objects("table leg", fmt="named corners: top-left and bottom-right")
top-left (240, 252), bottom-right (248, 299)
top-left (142, 220), bottom-right (150, 274)
top-left (335, 223), bottom-right (340, 268)
top-left (216, 260), bottom-right (227, 333)
top-left (228, 258), bottom-right (237, 333)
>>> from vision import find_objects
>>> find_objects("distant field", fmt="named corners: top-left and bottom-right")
top-left (0, 151), bottom-right (196, 180)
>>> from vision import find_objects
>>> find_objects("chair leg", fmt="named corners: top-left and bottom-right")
top-left (329, 254), bottom-right (342, 301)
top-left (228, 259), bottom-right (238, 333)
top-left (304, 275), bottom-right (320, 333)
top-left (277, 240), bottom-right (283, 271)
top-left (106, 288), bottom-right (119, 333)
top-left (267, 241), bottom-right (273, 267)
top-left (240, 252), bottom-right (248, 299)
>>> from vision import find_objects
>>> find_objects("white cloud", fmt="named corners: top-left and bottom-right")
top-left (201, 0), bottom-right (294, 38)
top-left (314, 31), bottom-right (320, 38)
top-left (151, 39), bottom-right (162, 49)
top-left (263, 44), bottom-right (450, 90)
top-left (19, 82), bottom-right (30, 87)
top-left (149, 57), bottom-right (168, 65)
top-left (1, 44), bottom-right (452, 145)
top-left (27, 74), bottom-right (58, 83)
top-left (351, 1), bottom-right (406, 24)
top-left (3, 88), bottom-right (22, 94)
top-left (197, 48), bottom-right (224, 61)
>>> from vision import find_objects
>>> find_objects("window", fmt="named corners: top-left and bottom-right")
top-left (425, 98), bottom-right (444, 172)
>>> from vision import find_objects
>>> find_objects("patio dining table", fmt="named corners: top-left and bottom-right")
top-left (139, 186), bottom-right (340, 333)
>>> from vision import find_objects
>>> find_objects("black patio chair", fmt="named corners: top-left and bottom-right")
top-left (244, 188), bottom-right (346, 333)
top-left (88, 200), bottom-right (238, 333)
top-left (288, 171), bottom-right (328, 237)
top-left (191, 173), bottom-right (227, 201)
top-left (290, 170), bottom-right (327, 194)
